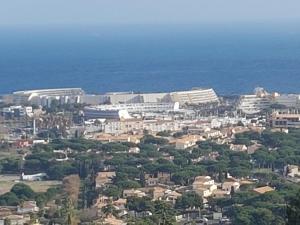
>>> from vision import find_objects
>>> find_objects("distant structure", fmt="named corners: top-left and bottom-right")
top-left (84, 102), bottom-right (179, 120)
top-left (12, 88), bottom-right (84, 106)
top-left (170, 88), bottom-right (219, 105)
top-left (7, 87), bottom-right (219, 108)
top-left (82, 88), bottom-right (219, 106)
top-left (238, 95), bottom-right (271, 114)
top-left (238, 88), bottom-right (272, 114)
top-left (273, 94), bottom-right (300, 108)
top-left (238, 87), bottom-right (300, 115)
top-left (1, 106), bottom-right (33, 118)
top-left (21, 172), bottom-right (47, 181)
top-left (270, 111), bottom-right (300, 128)
top-left (106, 92), bottom-right (171, 104)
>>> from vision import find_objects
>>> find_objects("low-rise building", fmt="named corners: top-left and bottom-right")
top-left (253, 186), bottom-right (275, 195)
top-left (285, 165), bottom-right (300, 178)
top-left (96, 172), bottom-right (116, 188)
top-left (175, 135), bottom-right (203, 150)
top-left (230, 144), bottom-right (248, 152)
top-left (270, 112), bottom-right (300, 128)
top-left (222, 180), bottom-right (240, 193)
top-left (0, 214), bottom-right (31, 225)
top-left (123, 189), bottom-right (146, 198)
top-left (17, 201), bottom-right (39, 214)
top-left (192, 176), bottom-right (217, 198)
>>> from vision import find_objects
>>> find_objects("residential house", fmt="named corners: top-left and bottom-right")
top-left (17, 201), bottom-right (39, 214)
top-left (285, 165), bottom-right (300, 178)
top-left (103, 215), bottom-right (127, 225)
top-left (203, 130), bottom-right (222, 139)
top-left (230, 144), bottom-right (248, 152)
top-left (253, 186), bottom-right (275, 195)
top-left (163, 190), bottom-right (182, 204)
top-left (0, 214), bottom-right (31, 225)
top-left (222, 180), bottom-right (240, 193)
top-left (128, 147), bottom-right (140, 154)
top-left (144, 172), bottom-right (172, 187)
top-left (95, 171), bottom-right (116, 188)
top-left (192, 176), bottom-right (217, 198)
top-left (175, 135), bottom-right (203, 150)
top-left (123, 189), bottom-right (146, 198)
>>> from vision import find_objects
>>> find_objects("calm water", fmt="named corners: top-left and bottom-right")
top-left (0, 25), bottom-right (300, 95)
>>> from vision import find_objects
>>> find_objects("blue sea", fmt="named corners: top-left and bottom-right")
top-left (0, 24), bottom-right (300, 95)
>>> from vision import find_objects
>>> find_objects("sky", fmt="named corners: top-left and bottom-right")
top-left (0, 0), bottom-right (300, 27)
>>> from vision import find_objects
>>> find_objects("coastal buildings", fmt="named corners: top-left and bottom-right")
top-left (1, 106), bottom-right (33, 118)
top-left (170, 88), bottom-right (219, 105)
top-left (12, 88), bottom-right (84, 106)
top-left (238, 94), bottom-right (271, 114)
top-left (82, 88), bottom-right (219, 106)
top-left (270, 112), bottom-right (300, 128)
top-left (84, 107), bottom-right (131, 120)
top-left (273, 94), bottom-right (300, 108)
top-left (106, 92), bottom-right (171, 104)
top-left (84, 102), bottom-right (179, 120)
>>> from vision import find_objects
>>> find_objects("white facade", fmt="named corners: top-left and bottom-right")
top-left (106, 92), bottom-right (171, 104)
top-left (192, 176), bottom-right (217, 197)
top-left (13, 88), bottom-right (84, 106)
top-left (238, 95), bottom-right (271, 114)
top-left (86, 102), bottom-right (179, 113)
top-left (103, 119), bottom-right (181, 135)
top-left (170, 88), bottom-right (219, 105)
top-left (274, 94), bottom-right (300, 108)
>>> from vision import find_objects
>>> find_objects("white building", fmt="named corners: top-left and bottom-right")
top-left (274, 94), bottom-right (300, 108)
top-left (21, 173), bottom-right (47, 181)
top-left (106, 92), bottom-right (171, 104)
top-left (103, 119), bottom-right (181, 135)
top-left (17, 201), bottom-right (39, 214)
top-left (238, 95), bottom-right (271, 114)
top-left (192, 176), bottom-right (217, 197)
top-left (12, 88), bottom-right (84, 106)
top-left (175, 135), bottom-right (204, 150)
top-left (170, 88), bottom-right (219, 105)
top-left (84, 102), bottom-right (179, 120)
top-left (84, 107), bottom-right (131, 120)
top-left (270, 112), bottom-right (300, 128)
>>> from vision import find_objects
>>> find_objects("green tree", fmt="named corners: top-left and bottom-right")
top-left (0, 192), bottom-right (19, 206)
top-left (11, 183), bottom-right (35, 200)
top-left (175, 192), bottom-right (202, 210)
top-left (154, 201), bottom-right (176, 225)
top-left (287, 191), bottom-right (300, 225)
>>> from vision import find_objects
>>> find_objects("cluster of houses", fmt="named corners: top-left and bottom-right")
top-left (92, 167), bottom-right (280, 224)
top-left (0, 201), bottom-right (40, 225)
top-left (93, 170), bottom-right (243, 224)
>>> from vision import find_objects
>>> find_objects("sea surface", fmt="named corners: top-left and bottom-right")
top-left (0, 24), bottom-right (300, 95)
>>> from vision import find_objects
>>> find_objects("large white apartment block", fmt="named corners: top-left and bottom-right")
top-left (107, 92), bottom-right (171, 104)
top-left (170, 88), bottom-right (219, 105)
top-left (274, 94), bottom-right (300, 108)
top-left (12, 88), bottom-right (84, 106)
top-left (238, 95), bottom-right (271, 114)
